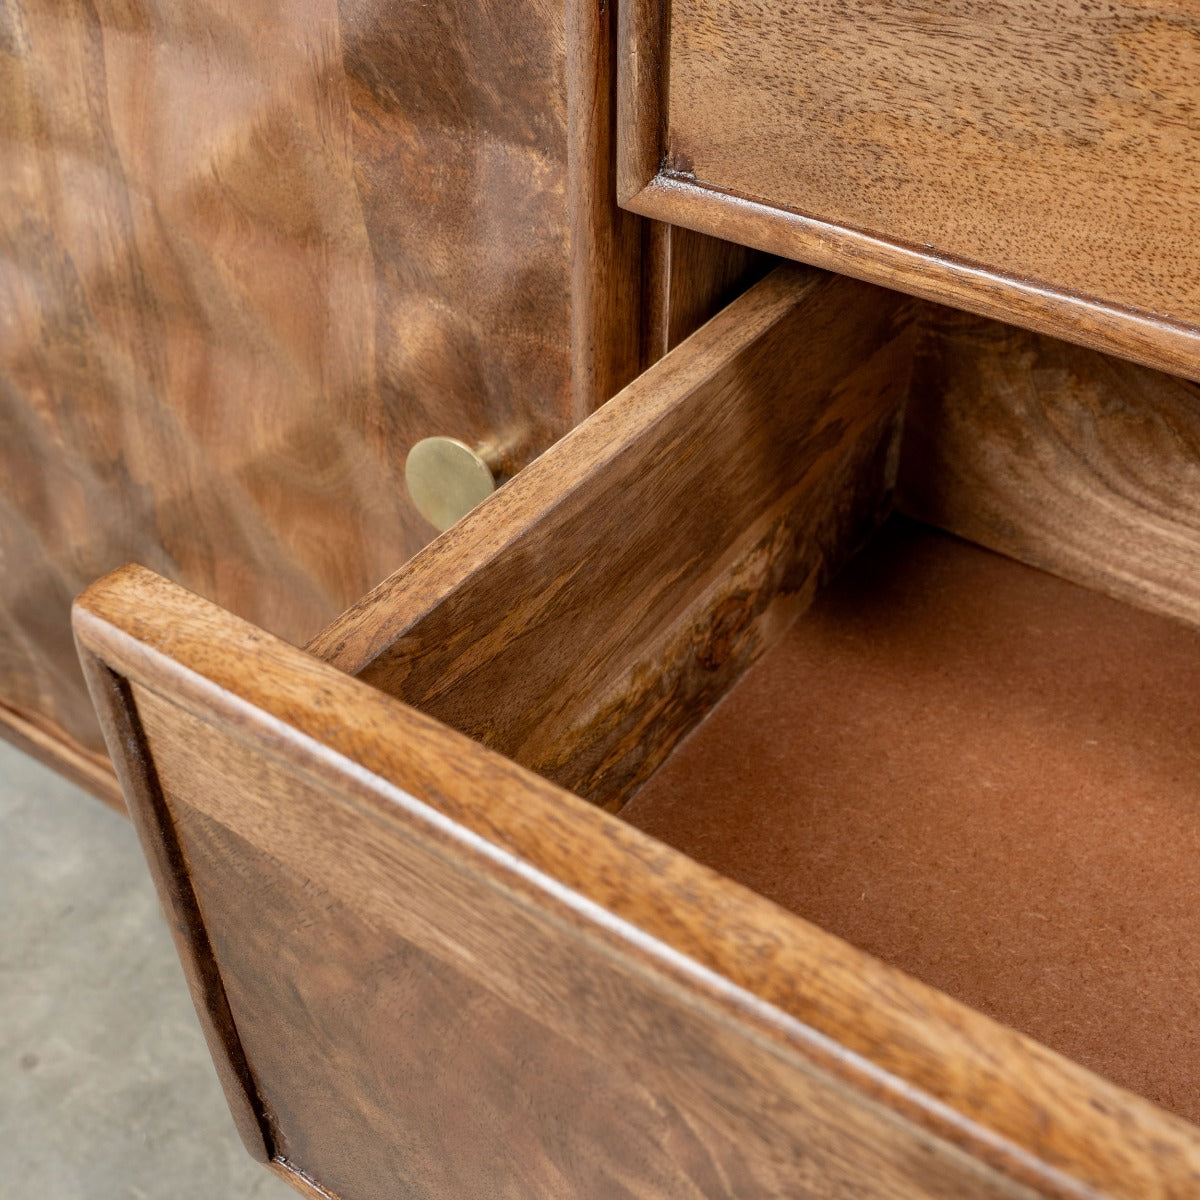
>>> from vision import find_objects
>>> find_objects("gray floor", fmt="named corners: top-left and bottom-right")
top-left (0, 742), bottom-right (295, 1200)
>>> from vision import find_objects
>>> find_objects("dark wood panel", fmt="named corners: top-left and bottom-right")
top-left (74, 648), bottom-right (269, 1162)
top-left (74, 563), bottom-right (1200, 1198)
top-left (897, 307), bottom-right (1200, 628)
top-left (310, 267), bottom-right (914, 810)
top-left (0, 0), bottom-right (575, 767)
top-left (618, 0), bottom-right (1200, 380)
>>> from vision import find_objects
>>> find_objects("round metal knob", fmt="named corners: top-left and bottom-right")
top-left (405, 437), bottom-right (500, 532)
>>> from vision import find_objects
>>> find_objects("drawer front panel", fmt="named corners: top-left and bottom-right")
top-left (619, 0), bottom-right (1200, 379)
top-left (130, 677), bottom-right (1040, 1200)
top-left (74, 565), bottom-right (1052, 1200)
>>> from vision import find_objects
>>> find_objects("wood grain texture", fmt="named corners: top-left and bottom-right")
top-left (618, 0), bottom-right (1200, 380)
top-left (146, 720), bottom-right (1041, 1200)
top-left (334, 0), bottom-right (574, 458)
top-left (0, 0), bottom-right (574, 769)
top-left (3, 0), bottom-right (779, 792)
top-left (74, 636), bottom-right (271, 1162)
top-left (642, 224), bottom-right (774, 362)
top-left (309, 266), bottom-right (914, 810)
top-left (73, 563), bottom-right (1200, 1199)
top-left (897, 307), bottom-right (1200, 629)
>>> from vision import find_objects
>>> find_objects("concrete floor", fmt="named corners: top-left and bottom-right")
top-left (0, 741), bottom-right (295, 1200)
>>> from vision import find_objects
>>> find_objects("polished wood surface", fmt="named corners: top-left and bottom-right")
top-left (0, 0), bottom-right (574, 779)
top-left (897, 308), bottom-right (1200, 629)
top-left (618, 0), bottom-right (1200, 380)
top-left (77, 562), bottom-right (1200, 1200)
top-left (625, 517), bottom-right (1200, 1123)
top-left (310, 266), bottom-right (914, 809)
top-left (1, 0), bottom-right (775, 796)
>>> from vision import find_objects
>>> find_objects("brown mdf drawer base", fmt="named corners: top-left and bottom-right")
top-left (626, 515), bottom-right (1200, 1124)
top-left (75, 266), bottom-right (1200, 1200)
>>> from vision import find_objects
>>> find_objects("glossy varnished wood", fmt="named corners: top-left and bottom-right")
top-left (618, 0), bottom-right (1200, 380)
top-left (310, 267), bottom-right (913, 809)
top-left (76, 563), bottom-right (1200, 1199)
top-left (0, 0), bottom-right (576, 775)
top-left (897, 308), bottom-right (1200, 629)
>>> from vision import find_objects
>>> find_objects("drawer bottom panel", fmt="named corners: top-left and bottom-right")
top-left (624, 515), bottom-right (1200, 1123)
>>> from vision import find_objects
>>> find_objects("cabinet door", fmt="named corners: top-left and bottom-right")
top-left (0, 0), bottom-right (768, 803)
top-left (0, 0), bottom-right (575, 799)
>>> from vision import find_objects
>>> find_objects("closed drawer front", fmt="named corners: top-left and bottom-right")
top-left (618, 0), bottom-right (1200, 382)
top-left (75, 266), bottom-right (1200, 1199)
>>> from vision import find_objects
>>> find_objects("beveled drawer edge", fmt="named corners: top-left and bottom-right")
top-left (615, 0), bottom-right (1200, 384)
top-left (73, 611), bottom-right (272, 1166)
top-left (74, 566), bottom-right (1200, 1200)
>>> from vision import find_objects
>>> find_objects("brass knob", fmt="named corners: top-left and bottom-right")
top-left (405, 437), bottom-right (501, 532)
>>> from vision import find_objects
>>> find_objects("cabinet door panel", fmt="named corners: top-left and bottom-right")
top-left (0, 0), bottom-right (572, 790)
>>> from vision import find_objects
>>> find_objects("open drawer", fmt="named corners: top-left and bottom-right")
top-left (74, 266), bottom-right (1200, 1199)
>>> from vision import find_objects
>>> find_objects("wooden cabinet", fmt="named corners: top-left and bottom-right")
top-left (76, 266), bottom-right (1200, 1197)
top-left (18, 0), bottom-right (1200, 1195)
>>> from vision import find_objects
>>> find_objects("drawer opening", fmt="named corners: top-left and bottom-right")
top-left (311, 265), bottom-right (1200, 1126)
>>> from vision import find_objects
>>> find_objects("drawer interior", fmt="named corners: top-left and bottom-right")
top-left (623, 513), bottom-right (1200, 1122)
top-left (313, 265), bottom-right (1200, 1125)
